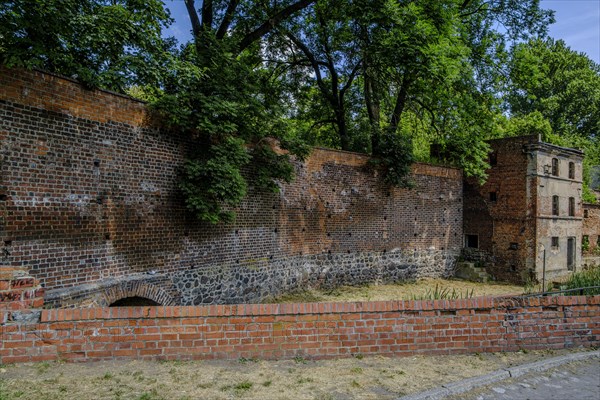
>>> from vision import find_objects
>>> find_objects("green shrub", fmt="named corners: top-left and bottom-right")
top-left (563, 266), bottom-right (600, 295)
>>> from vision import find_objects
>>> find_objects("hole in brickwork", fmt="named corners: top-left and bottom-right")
top-left (235, 230), bottom-right (239, 235)
top-left (273, 228), bottom-right (278, 233)
top-left (328, 250), bottom-right (332, 254)
top-left (383, 249), bottom-right (387, 253)
top-left (104, 233), bottom-right (111, 241)
top-left (269, 255), bottom-right (273, 260)
top-left (510, 265), bottom-right (517, 272)
top-left (328, 214), bottom-right (332, 218)
top-left (0, 194), bottom-right (7, 201)
top-left (348, 232), bottom-right (352, 236)
top-left (110, 297), bottom-right (159, 307)
top-left (272, 205), bottom-right (276, 209)
top-left (96, 196), bottom-right (103, 205)
top-left (414, 233), bottom-right (418, 237)
top-left (4, 240), bottom-right (12, 246)
top-left (302, 228), bottom-right (306, 232)
top-left (383, 216), bottom-right (387, 221)
top-left (93, 160), bottom-right (100, 167)
top-left (327, 233), bottom-right (331, 237)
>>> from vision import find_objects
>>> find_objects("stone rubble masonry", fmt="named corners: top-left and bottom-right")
top-left (0, 295), bottom-right (598, 364)
top-left (0, 66), bottom-right (463, 307)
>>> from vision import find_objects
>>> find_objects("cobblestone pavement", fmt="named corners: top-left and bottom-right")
top-left (447, 358), bottom-right (600, 400)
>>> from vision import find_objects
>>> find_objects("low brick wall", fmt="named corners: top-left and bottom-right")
top-left (1, 296), bottom-right (598, 364)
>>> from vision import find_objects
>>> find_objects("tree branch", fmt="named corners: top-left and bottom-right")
top-left (284, 31), bottom-right (334, 103)
top-left (216, 0), bottom-right (240, 39)
top-left (340, 60), bottom-right (363, 96)
top-left (202, 0), bottom-right (213, 30)
top-left (184, 0), bottom-right (202, 38)
top-left (238, 0), bottom-right (315, 52)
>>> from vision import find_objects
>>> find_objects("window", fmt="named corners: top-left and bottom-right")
top-left (465, 234), bottom-right (479, 248)
top-left (568, 162), bottom-right (575, 179)
top-left (509, 242), bottom-right (519, 250)
top-left (489, 151), bottom-right (498, 166)
top-left (568, 197), bottom-right (575, 216)
top-left (552, 158), bottom-right (559, 176)
top-left (551, 237), bottom-right (559, 249)
top-left (584, 209), bottom-right (589, 218)
top-left (552, 195), bottom-right (559, 216)
top-left (489, 192), bottom-right (497, 202)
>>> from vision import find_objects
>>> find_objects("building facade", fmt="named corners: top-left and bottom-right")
top-left (464, 136), bottom-right (584, 283)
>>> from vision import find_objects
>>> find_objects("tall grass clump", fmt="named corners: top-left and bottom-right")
top-left (563, 265), bottom-right (600, 295)
top-left (411, 284), bottom-right (474, 300)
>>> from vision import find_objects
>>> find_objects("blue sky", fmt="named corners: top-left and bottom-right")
top-left (163, 0), bottom-right (600, 63)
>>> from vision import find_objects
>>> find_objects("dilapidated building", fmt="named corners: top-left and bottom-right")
top-left (464, 135), bottom-right (585, 283)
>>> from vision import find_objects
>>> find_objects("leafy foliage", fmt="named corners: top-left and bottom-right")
top-left (0, 0), bottom-right (174, 91)
top-left (179, 137), bottom-right (250, 224)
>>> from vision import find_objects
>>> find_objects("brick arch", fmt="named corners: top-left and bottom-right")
top-left (102, 280), bottom-right (176, 307)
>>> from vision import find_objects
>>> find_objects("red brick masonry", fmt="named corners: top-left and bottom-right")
top-left (1, 296), bottom-right (598, 364)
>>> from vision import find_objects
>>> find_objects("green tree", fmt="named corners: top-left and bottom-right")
top-left (0, 0), bottom-right (174, 91)
top-left (505, 38), bottom-right (600, 202)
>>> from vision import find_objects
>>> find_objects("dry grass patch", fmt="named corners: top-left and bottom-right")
top-left (265, 278), bottom-right (524, 303)
top-left (0, 349), bottom-right (588, 400)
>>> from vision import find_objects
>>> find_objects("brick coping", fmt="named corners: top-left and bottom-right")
top-left (39, 295), bottom-right (599, 322)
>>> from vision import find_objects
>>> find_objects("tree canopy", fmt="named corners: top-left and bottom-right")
top-left (2, 0), bottom-right (598, 222)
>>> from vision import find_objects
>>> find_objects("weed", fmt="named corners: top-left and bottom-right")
top-left (294, 355), bottom-right (307, 364)
top-left (58, 385), bottom-right (68, 393)
top-left (411, 284), bottom-right (474, 300)
top-left (297, 377), bottom-right (314, 384)
top-left (351, 380), bottom-right (361, 388)
top-left (234, 380), bottom-right (253, 391)
top-left (35, 362), bottom-right (51, 374)
top-left (103, 372), bottom-right (113, 380)
top-left (262, 380), bottom-right (272, 387)
top-left (238, 357), bottom-right (259, 364)
top-left (350, 367), bottom-right (363, 374)
top-left (353, 353), bottom-right (364, 360)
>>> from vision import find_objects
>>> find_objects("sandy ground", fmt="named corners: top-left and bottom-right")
top-left (0, 349), bottom-right (590, 400)
top-left (265, 278), bottom-right (525, 303)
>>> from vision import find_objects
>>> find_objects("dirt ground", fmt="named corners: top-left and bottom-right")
top-left (0, 349), bottom-right (590, 400)
top-left (265, 278), bottom-right (525, 303)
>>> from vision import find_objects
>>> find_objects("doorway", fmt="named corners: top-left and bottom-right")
top-left (567, 237), bottom-right (575, 271)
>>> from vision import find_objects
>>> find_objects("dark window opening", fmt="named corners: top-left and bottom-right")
top-left (0, 194), bottom-right (7, 202)
top-left (489, 151), bottom-right (498, 166)
top-left (568, 197), bottom-right (575, 217)
top-left (568, 162), bottom-right (575, 179)
top-left (552, 195), bottom-right (559, 216)
top-left (552, 158), bottom-right (559, 176)
top-left (489, 192), bottom-right (497, 202)
top-left (110, 297), bottom-right (160, 307)
top-left (509, 242), bottom-right (519, 250)
top-left (465, 234), bottom-right (478, 248)
top-left (551, 236), bottom-right (559, 249)
top-left (584, 209), bottom-right (589, 218)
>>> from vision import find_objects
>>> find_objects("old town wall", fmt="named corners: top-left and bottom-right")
top-left (0, 67), bottom-right (463, 307)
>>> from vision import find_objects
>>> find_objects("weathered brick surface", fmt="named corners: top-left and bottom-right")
top-left (0, 67), bottom-right (463, 307)
top-left (0, 296), bottom-right (598, 364)
top-left (0, 266), bottom-right (44, 313)
top-left (464, 136), bottom-right (584, 283)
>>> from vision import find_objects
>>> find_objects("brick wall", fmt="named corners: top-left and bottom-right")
top-left (1, 296), bottom-right (598, 364)
top-left (463, 136), bottom-right (538, 282)
top-left (0, 266), bottom-right (44, 312)
top-left (0, 67), bottom-right (463, 307)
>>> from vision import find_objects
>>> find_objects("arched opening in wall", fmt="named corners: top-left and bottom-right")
top-left (109, 296), bottom-right (160, 307)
